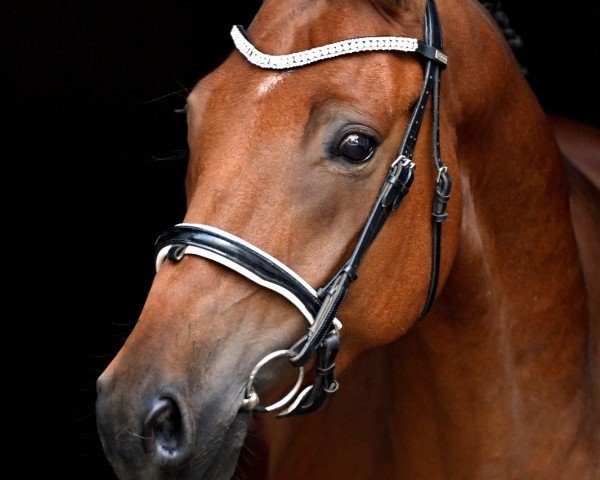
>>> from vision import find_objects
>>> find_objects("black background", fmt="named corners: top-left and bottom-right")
top-left (7, 0), bottom-right (597, 478)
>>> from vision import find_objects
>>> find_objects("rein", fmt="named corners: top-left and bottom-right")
top-left (156, 0), bottom-right (450, 417)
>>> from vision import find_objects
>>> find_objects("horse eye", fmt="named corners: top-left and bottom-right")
top-left (337, 133), bottom-right (377, 163)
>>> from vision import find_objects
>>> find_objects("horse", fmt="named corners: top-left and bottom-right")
top-left (95, 0), bottom-right (600, 478)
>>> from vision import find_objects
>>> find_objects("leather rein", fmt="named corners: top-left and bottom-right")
top-left (155, 0), bottom-right (450, 418)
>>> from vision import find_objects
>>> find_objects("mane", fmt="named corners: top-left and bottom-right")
top-left (478, 0), bottom-right (526, 73)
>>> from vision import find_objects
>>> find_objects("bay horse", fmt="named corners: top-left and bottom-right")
top-left (96, 0), bottom-right (600, 478)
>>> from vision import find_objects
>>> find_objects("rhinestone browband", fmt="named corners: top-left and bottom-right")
top-left (231, 25), bottom-right (436, 70)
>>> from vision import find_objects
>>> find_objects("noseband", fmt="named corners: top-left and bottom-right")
top-left (156, 0), bottom-right (450, 417)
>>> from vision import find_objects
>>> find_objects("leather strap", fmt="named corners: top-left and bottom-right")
top-left (288, 158), bottom-right (415, 367)
top-left (418, 0), bottom-right (452, 319)
top-left (289, 0), bottom-right (449, 369)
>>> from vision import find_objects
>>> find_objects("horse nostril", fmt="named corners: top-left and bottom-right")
top-left (147, 398), bottom-right (181, 454)
top-left (144, 397), bottom-right (192, 465)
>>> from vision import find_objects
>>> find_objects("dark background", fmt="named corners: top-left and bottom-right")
top-left (6, 0), bottom-right (597, 478)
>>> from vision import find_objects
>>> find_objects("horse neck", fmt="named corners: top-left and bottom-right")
top-left (394, 12), bottom-right (599, 472)
top-left (254, 3), bottom-right (598, 478)
top-left (258, 71), bottom-right (599, 480)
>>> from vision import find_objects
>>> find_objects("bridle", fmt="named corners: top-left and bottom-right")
top-left (156, 0), bottom-right (450, 417)
top-left (155, 0), bottom-right (450, 417)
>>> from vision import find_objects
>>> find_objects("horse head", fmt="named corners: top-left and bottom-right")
top-left (96, 0), bottom-right (579, 478)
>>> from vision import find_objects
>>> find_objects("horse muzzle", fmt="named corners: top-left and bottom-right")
top-left (96, 370), bottom-right (249, 480)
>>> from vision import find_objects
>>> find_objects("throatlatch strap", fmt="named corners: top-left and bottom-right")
top-left (418, 0), bottom-right (452, 319)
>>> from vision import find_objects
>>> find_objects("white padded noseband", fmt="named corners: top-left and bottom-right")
top-left (156, 223), bottom-right (341, 331)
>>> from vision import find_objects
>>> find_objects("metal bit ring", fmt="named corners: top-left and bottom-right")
top-left (240, 350), bottom-right (304, 413)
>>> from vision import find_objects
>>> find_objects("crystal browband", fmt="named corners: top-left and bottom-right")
top-left (230, 25), bottom-right (447, 71)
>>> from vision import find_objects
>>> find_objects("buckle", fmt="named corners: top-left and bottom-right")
top-left (433, 166), bottom-right (451, 222)
top-left (381, 155), bottom-right (416, 210)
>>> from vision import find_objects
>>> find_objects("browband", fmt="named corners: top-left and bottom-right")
top-left (230, 25), bottom-right (447, 70)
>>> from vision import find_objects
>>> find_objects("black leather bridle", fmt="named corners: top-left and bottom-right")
top-left (156, 0), bottom-right (450, 417)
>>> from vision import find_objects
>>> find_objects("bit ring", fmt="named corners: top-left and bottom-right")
top-left (240, 350), bottom-right (304, 413)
